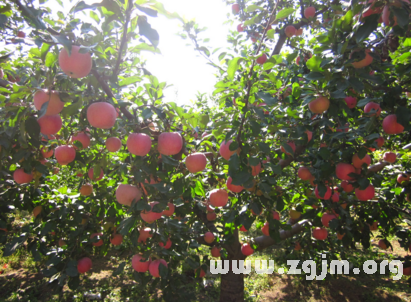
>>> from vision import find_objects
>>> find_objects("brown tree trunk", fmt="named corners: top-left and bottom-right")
top-left (219, 269), bottom-right (244, 302)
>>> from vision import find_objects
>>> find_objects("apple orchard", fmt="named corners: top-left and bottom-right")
top-left (1, 0), bottom-right (411, 301)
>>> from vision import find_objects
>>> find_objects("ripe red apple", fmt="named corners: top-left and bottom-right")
top-left (337, 232), bottom-right (345, 240)
top-left (352, 153), bottom-right (371, 169)
top-left (55, 145), bottom-right (76, 165)
top-left (90, 232), bottom-right (103, 247)
top-left (132, 254), bottom-right (150, 272)
top-left (382, 114), bottom-right (404, 135)
top-left (304, 6), bottom-right (316, 18)
top-left (272, 210), bottom-right (280, 220)
top-left (239, 225), bottom-right (248, 232)
top-left (313, 227), bottom-right (328, 240)
top-left (355, 185), bottom-right (375, 201)
top-left (33, 206), bottom-right (42, 217)
top-left (58, 239), bottom-right (66, 247)
top-left (351, 49), bottom-right (373, 69)
top-left (71, 132), bottom-right (90, 149)
top-left (344, 96), bottom-right (357, 108)
top-left (209, 189), bottom-right (228, 207)
top-left (80, 183), bottom-right (93, 196)
top-left (106, 137), bottom-right (122, 152)
top-left (250, 161), bottom-right (261, 176)
top-left (298, 167), bottom-right (312, 180)
top-left (13, 168), bottom-right (33, 184)
top-left (137, 227), bottom-right (152, 243)
top-left (110, 234), bottom-right (123, 246)
top-left (127, 133), bottom-right (152, 156)
top-left (38, 114), bottom-right (62, 135)
top-left (115, 184), bottom-right (142, 206)
top-left (59, 45), bottom-right (92, 78)
top-left (88, 168), bottom-right (104, 181)
top-left (17, 31), bottom-right (25, 38)
top-left (403, 265), bottom-right (411, 276)
top-left (397, 173), bottom-right (410, 185)
top-left (77, 257), bottom-right (92, 274)
top-left (226, 176), bottom-right (244, 193)
top-left (162, 202), bottom-right (175, 216)
top-left (185, 152), bottom-right (207, 173)
top-left (241, 243), bottom-right (254, 256)
top-left (375, 137), bottom-right (385, 148)
top-left (315, 185), bottom-right (332, 200)
top-left (33, 90), bottom-right (64, 115)
top-left (149, 259), bottom-right (167, 278)
top-left (140, 201), bottom-right (163, 223)
top-left (378, 239), bottom-right (388, 250)
top-left (87, 102), bottom-right (117, 129)
top-left (321, 213), bottom-right (337, 227)
top-left (204, 232), bottom-right (215, 244)
top-left (237, 24), bottom-right (244, 32)
top-left (364, 102), bottom-right (381, 116)
top-left (219, 140), bottom-right (237, 160)
top-left (41, 146), bottom-right (53, 158)
top-left (308, 96), bottom-right (330, 114)
top-left (280, 141), bottom-right (296, 155)
top-left (262, 222), bottom-right (270, 236)
top-left (285, 25), bottom-right (296, 37)
top-left (207, 212), bottom-right (217, 221)
top-left (211, 246), bottom-right (221, 257)
top-left (332, 191), bottom-right (340, 202)
top-left (336, 163), bottom-right (356, 181)
top-left (256, 54), bottom-right (267, 65)
top-left (232, 3), bottom-right (240, 14)
top-left (159, 238), bottom-right (172, 249)
top-left (157, 132), bottom-right (183, 155)
top-left (305, 130), bottom-right (313, 142)
top-left (383, 152), bottom-right (396, 163)
top-left (294, 242), bottom-right (301, 250)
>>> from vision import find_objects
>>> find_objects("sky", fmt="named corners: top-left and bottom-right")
top-left (141, 1), bottom-right (232, 105)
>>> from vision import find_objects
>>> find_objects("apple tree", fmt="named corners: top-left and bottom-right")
top-left (1, 0), bottom-right (411, 301)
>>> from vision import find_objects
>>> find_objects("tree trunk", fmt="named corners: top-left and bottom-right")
top-left (219, 269), bottom-right (244, 302)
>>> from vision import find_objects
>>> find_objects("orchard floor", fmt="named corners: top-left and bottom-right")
top-left (1, 239), bottom-right (411, 301)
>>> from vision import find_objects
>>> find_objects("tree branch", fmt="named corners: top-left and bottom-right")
top-left (367, 161), bottom-right (389, 174)
top-left (0, 79), bottom-right (11, 88)
top-left (90, 69), bottom-right (134, 121)
top-left (254, 219), bottom-right (310, 252)
top-left (113, 2), bottom-right (133, 77)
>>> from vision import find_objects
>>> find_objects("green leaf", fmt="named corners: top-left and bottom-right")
top-left (119, 76), bottom-right (142, 87)
top-left (66, 260), bottom-right (79, 277)
top-left (3, 235), bottom-right (26, 256)
top-left (306, 56), bottom-right (324, 72)
top-left (305, 72), bottom-right (325, 80)
top-left (138, 17), bottom-right (159, 47)
top-left (281, 142), bottom-right (294, 156)
top-left (136, 4), bottom-right (158, 17)
top-left (392, 7), bottom-right (409, 28)
top-left (45, 52), bottom-right (57, 68)
top-left (61, 100), bottom-right (83, 119)
top-left (161, 155), bottom-right (179, 166)
top-left (113, 262), bottom-right (126, 276)
top-left (245, 5), bottom-right (264, 12)
top-left (355, 14), bottom-right (378, 43)
top-left (256, 91), bottom-right (277, 105)
top-left (227, 57), bottom-right (243, 81)
top-left (275, 8), bottom-right (295, 20)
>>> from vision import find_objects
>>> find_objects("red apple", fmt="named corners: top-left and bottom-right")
top-left (204, 232), bottom-right (215, 244)
top-left (13, 168), bottom-right (33, 184)
top-left (237, 24), bottom-right (244, 32)
top-left (315, 185), bottom-right (332, 200)
top-left (364, 102), bottom-right (381, 116)
top-left (321, 213), bottom-right (337, 227)
top-left (355, 185), bottom-right (375, 201)
top-left (335, 163), bottom-right (356, 181)
top-left (313, 227), bottom-right (328, 240)
top-left (38, 114), bottom-right (62, 135)
top-left (256, 54), bottom-right (267, 65)
top-left (157, 132), bottom-right (183, 155)
top-left (77, 257), bottom-right (92, 274)
top-left (382, 114), bottom-right (404, 135)
top-left (226, 176), bottom-right (244, 193)
top-left (383, 152), bottom-right (396, 163)
top-left (209, 189), bottom-right (228, 207)
top-left (87, 102), bottom-right (117, 129)
top-left (59, 45), bottom-right (92, 78)
top-left (106, 137), bottom-right (122, 152)
top-left (140, 201), bottom-right (163, 223)
top-left (115, 184), bottom-right (142, 206)
top-left (219, 140), bottom-right (237, 160)
top-left (298, 167), bottom-right (312, 180)
top-left (127, 133), bottom-right (152, 156)
top-left (285, 25), bottom-right (296, 37)
top-left (352, 153), bottom-right (371, 169)
top-left (308, 96), bottom-right (330, 114)
top-left (149, 259), bottom-right (167, 278)
top-left (344, 96), bottom-right (357, 108)
top-left (304, 6), bottom-right (316, 18)
top-left (33, 90), bottom-right (64, 115)
top-left (54, 145), bottom-right (76, 165)
top-left (241, 243), bottom-right (254, 256)
top-left (132, 254), bottom-right (150, 272)
top-left (185, 152), bottom-right (207, 173)
top-left (351, 49), bottom-right (373, 69)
